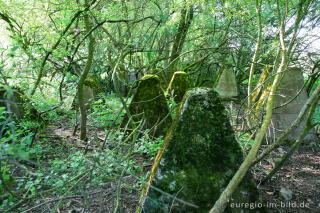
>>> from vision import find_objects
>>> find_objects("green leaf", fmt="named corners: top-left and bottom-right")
top-left (10, 45), bottom-right (19, 52)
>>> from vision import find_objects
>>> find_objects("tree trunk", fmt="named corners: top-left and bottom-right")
top-left (247, 0), bottom-right (262, 109)
top-left (78, 0), bottom-right (95, 140)
top-left (209, 0), bottom-right (313, 211)
top-left (209, 1), bottom-right (289, 211)
top-left (166, 6), bottom-right (194, 83)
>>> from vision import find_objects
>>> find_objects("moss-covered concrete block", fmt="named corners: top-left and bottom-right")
top-left (166, 71), bottom-right (189, 103)
top-left (83, 74), bottom-right (103, 99)
top-left (72, 74), bottom-right (103, 110)
top-left (139, 88), bottom-right (264, 213)
top-left (0, 87), bottom-right (43, 122)
top-left (123, 74), bottom-right (172, 137)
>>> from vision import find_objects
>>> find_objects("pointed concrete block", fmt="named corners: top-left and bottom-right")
top-left (138, 88), bottom-right (264, 213)
top-left (216, 69), bottom-right (238, 99)
top-left (269, 67), bottom-right (317, 142)
top-left (166, 71), bottom-right (189, 103)
top-left (122, 74), bottom-right (172, 137)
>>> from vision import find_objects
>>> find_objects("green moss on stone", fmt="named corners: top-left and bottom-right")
top-left (166, 71), bottom-right (189, 103)
top-left (0, 87), bottom-right (44, 123)
top-left (83, 74), bottom-right (103, 98)
top-left (71, 74), bottom-right (103, 110)
top-left (122, 74), bottom-right (172, 137)
top-left (139, 88), bottom-right (265, 213)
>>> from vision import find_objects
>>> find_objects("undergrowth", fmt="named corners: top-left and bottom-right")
top-left (0, 98), bottom-right (163, 212)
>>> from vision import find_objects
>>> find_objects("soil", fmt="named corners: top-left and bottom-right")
top-left (15, 117), bottom-right (150, 213)
top-left (253, 144), bottom-right (320, 213)
top-left (12, 116), bottom-right (320, 213)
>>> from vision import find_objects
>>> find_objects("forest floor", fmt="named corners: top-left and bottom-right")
top-left (253, 144), bottom-right (320, 213)
top-left (30, 117), bottom-right (146, 213)
top-left (15, 115), bottom-right (320, 213)
top-left (19, 112), bottom-right (163, 213)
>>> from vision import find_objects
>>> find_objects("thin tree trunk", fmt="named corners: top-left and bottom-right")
top-left (209, 1), bottom-right (288, 211)
top-left (166, 6), bottom-right (193, 82)
top-left (78, 0), bottom-right (95, 140)
top-left (30, 1), bottom-right (96, 96)
top-left (253, 81), bottom-right (320, 165)
top-left (262, 92), bottom-right (320, 183)
top-left (248, 0), bottom-right (262, 109)
top-left (210, 0), bottom-right (313, 211)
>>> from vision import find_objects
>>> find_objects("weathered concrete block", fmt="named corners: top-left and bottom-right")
top-left (166, 71), bottom-right (189, 103)
top-left (83, 74), bottom-right (103, 99)
top-left (0, 87), bottom-right (43, 122)
top-left (83, 85), bottom-right (95, 108)
top-left (72, 75), bottom-right (102, 110)
top-left (122, 74), bottom-right (172, 137)
top-left (268, 67), bottom-right (317, 142)
top-left (139, 88), bottom-right (263, 213)
top-left (215, 69), bottom-right (238, 99)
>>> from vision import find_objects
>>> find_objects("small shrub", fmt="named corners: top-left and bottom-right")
top-left (134, 133), bottom-right (163, 158)
top-left (89, 93), bottom-right (124, 128)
